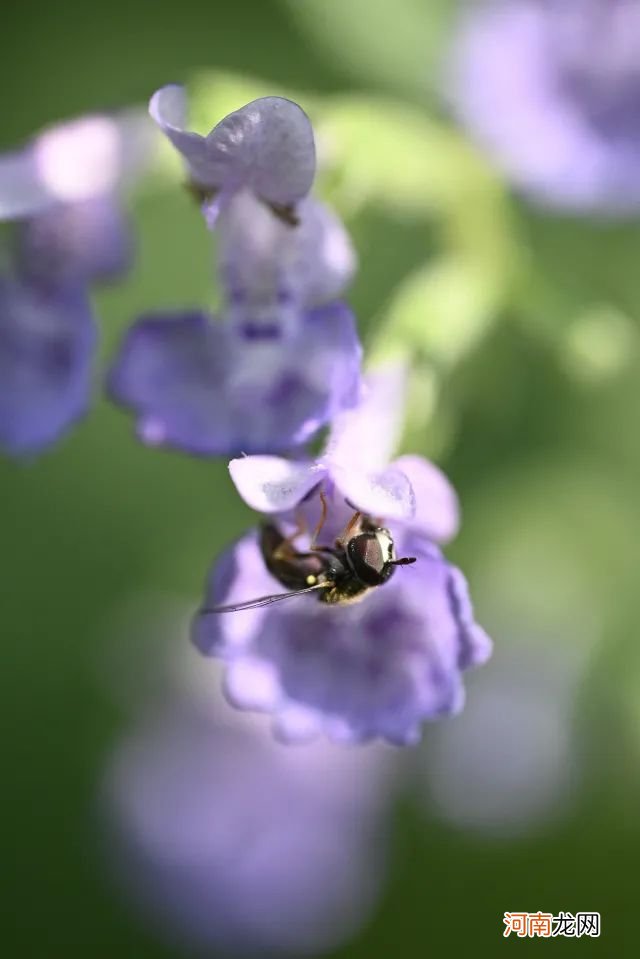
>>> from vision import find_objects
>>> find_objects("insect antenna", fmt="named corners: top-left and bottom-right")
top-left (389, 556), bottom-right (417, 567)
top-left (197, 581), bottom-right (332, 615)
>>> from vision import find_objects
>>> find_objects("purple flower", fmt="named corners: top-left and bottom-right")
top-left (150, 85), bottom-right (315, 226)
top-left (14, 196), bottom-right (132, 285)
top-left (108, 189), bottom-right (361, 455)
top-left (0, 278), bottom-right (95, 455)
top-left (450, 0), bottom-right (640, 213)
top-left (0, 111), bottom-right (153, 457)
top-left (103, 688), bottom-right (391, 956)
top-left (417, 640), bottom-right (586, 838)
top-left (0, 111), bottom-right (152, 283)
top-left (193, 368), bottom-right (491, 745)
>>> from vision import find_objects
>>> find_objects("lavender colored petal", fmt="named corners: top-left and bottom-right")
top-left (107, 311), bottom-right (230, 454)
top-left (329, 462), bottom-right (416, 523)
top-left (15, 196), bottom-right (132, 284)
top-left (291, 197), bottom-right (356, 307)
top-left (109, 303), bottom-right (360, 456)
top-left (323, 370), bottom-right (460, 535)
top-left (297, 300), bottom-right (362, 420)
top-left (392, 454), bottom-right (460, 544)
top-left (229, 456), bottom-right (325, 515)
top-left (0, 278), bottom-right (95, 455)
top-left (446, 564), bottom-right (493, 670)
top-left (1, 108), bottom-right (153, 222)
top-left (32, 113), bottom-right (145, 204)
top-left (324, 363), bottom-right (408, 474)
top-left (149, 85), bottom-right (212, 187)
top-left (207, 96), bottom-right (316, 208)
top-left (222, 315), bottom-right (355, 451)
top-left (150, 86), bottom-right (316, 208)
top-left (220, 191), bottom-right (356, 312)
top-left (224, 656), bottom-right (283, 713)
top-left (193, 530), bottom-right (280, 657)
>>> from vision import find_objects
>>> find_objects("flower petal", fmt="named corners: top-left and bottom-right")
top-left (329, 463), bottom-right (415, 522)
top-left (0, 278), bottom-right (95, 455)
top-left (207, 96), bottom-right (315, 208)
top-left (224, 656), bottom-right (281, 711)
top-left (291, 198), bottom-right (357, 308)
top-left (298, 300), bottom-right (363, 417)
top-left (107, 311), bottom-right (232, 455)
top-left (219, 191), bottom-right (356, 313)
top-left (324, 363), bottom-right (407, 474)
top-left (1, 109), bottom-right (153, 221)
top-left (446, 565), bottom-right (493, 670)
top-left (150, 87), bottom-right (316, 209)
top-left (149, 85), bottom-right (211, 186)
top-left (391, 454), bottom-right (460, 543)
top-left (273, 703), bottom-right (323, 743)
top-left (33, 113), bottom-right (147, 204)
top-left (109, 305), bottom-right (360, 456)
top-left (229, 455), bottom-right (326, 514)
top-left (15, 195), bottom-right (132, 284)
top-left (192, 531), bottom-right (279, 657)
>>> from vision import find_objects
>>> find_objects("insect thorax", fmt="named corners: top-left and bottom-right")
top-left (318, 578), bottom-right (370, 605)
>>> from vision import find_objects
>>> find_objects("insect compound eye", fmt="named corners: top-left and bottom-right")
top-left (346, 530), bottom-right (395, 586)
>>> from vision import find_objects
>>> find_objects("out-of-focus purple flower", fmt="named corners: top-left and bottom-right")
top-left (0, 110), bottom-right (153, 457)
top-left (416, 640), bottom-right (587, 837)
top-left (0, 111), bottom-right (152, 283)
top-left (193, 368), bottom-right (491, 745)
top-left (450, 0), bottom-right (640, 213)
top-left (108, 189), bottom-right (361, 455)
top-left (14, 196), bottom-right (132, 285)
top-left (0, 112), bottom-right (150, 217)
top-left (0, 278), bottom-right (95, 455)
top-left (150, 85), bottom-right (315, 227)
top-left (103, 688), bottom-right (391, 956)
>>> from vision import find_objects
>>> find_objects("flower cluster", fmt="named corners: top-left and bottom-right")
top-left (121, 87), bottom-right (491, 743)
top-left (193, 366), bottom-right (492, 745)
top-left (108, 86), bottom-right (361, 456)
top-left (449, 0), bottom-right (640, 214)
top-left (2, 82), bottom-right (492, 745)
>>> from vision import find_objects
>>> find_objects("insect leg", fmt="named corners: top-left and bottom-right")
top-left (335, 509), bottom-right (362, 548)
top-left (273, 508), bottom-right (308, 560)
top-left (309, 489), bottom-right (329, 550)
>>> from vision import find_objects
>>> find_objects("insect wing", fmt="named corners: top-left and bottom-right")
top-left (197, 581), bottom-right (330, 615)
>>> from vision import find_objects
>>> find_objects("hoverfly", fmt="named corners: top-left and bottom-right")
top-left (199, 504), bottom-right (417, 615)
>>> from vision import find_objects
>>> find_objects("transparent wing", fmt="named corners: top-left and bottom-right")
top-left (197, 581), bottom-right (331, 614)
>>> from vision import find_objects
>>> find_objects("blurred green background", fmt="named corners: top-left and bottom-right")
top-left (2, 0), bottom-right (640, 954)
